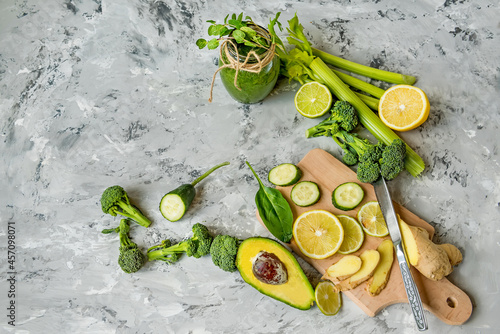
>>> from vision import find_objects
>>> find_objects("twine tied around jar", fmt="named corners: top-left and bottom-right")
top-left (208, 39), bottom-right (276, 102)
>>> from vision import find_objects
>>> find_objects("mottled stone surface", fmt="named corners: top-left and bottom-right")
top-left (0, 0), bottom-right (499, 333)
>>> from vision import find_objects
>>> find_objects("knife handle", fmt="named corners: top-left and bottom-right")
top-left (396, 244), bottom-right (428, 331)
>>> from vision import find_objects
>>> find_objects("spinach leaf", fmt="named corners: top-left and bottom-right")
top-left (246, 161), bottom-right (293, 243)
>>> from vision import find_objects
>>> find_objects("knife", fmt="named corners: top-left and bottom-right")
top-left (373, 177), bottom-right (428, 331)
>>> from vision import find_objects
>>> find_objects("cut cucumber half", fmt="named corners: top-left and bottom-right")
top-left (332, 182), bottom-right (364, 211)
top-left (159, 184), bottom-right (195, 222)
top-left (291, 181), bottom-right (321, 207)
top-left (268, 163), bottom-right (302, 186)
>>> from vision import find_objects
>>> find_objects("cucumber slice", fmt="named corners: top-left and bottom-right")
top-left (268, 163), bottom-right (302, 186)
top-left (291, 181), bottom-right (321, 207)
top-left (332, 182), bottom-right (364, 211)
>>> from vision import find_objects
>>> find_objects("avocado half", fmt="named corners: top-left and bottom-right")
top-left (236, 237), bottom-right (315, 310)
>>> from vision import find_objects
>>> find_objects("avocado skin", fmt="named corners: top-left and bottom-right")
top-left (236, 237), bottom-right (315, 310)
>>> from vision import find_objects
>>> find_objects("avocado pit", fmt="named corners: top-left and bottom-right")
top-left (252, 251), bottom-right (288, 285)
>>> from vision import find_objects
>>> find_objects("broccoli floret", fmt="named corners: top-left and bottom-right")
top-left (380, 139), bottom-right (407, 180)
top-left (305, 101), bottom-right (359, 138)
top-left (191, 223), bottom-right (213, 258)
top-left (100, 185), bottom-right (152, 228)
top-left (102, 219), bottom-right (145, 274)
top-left (210, 235), bottom-right (241, 272)
top-left (356, 160), bottom-right (381, 183)
top-left (147, 223), bottom-right (213, 262)
top-left (342, 150), bottom-right (358, 166)
top-left (330, 101), bottom-right (358, 132)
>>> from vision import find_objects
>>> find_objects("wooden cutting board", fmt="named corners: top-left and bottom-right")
top-left (256, 148), bottom-right (472, 325)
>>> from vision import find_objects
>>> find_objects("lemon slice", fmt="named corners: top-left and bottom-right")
top-left (294, 82), bottom-right (333, 118)
top-left (378, 84), bottom-right (430, 131)
top-left (315, 281), bottom-right (342, 316)
top-left (357, 201), bottom-right (389, 237)
top-left (337, 215), bottom-right (365, 254)
top-left (293, 210), bottom-right (344, 259)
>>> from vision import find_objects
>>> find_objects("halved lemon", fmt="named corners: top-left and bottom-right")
top-left (357, 201), bottom-right (389, 237)
top-left (337, 215), bottom-right (365, 254)
top-left (294, 82), bottom-right (333, 118)
top-left (315, 281), bottom-right (342, 316)
top-left (378, 85), bottom-right (430, 131)
top-left (293, 210), bottom-right (344, 259)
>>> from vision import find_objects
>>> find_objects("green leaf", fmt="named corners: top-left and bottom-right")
top-left (286, 13), bottom-right (312, 55)
top-left (232, 29), bottom-right (246, 44)
top-left (101, 227), bottom-right (119, 234)
top-left (246, 161), bottom-right (293, 243)
top-left (206, 20), bottom-right (216, 24)
top-left (224, 14), bottom-right (229, 24)
top-left (268, 12), bottom-right (285, 51)
top-left (207, 38), bottom-right (219, 50)
top-left (244, 41), bottom-right (259, 48)
top-left (237, 12), bottom-right (243, 22)
top-left (240, 26), bottom-right (256, 39)
top-left (208, 24), bottom-right (228, 36)
top-left (228, 19), bottom-right (243, 29)
top-left (196, 38), bottom-right (207, 49)
top-left (220, 27), bottom-right (231, 36)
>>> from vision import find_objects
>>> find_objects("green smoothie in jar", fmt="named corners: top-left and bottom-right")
top-left (218, 26), bottom-right (280, 104)
top-left (197, 14), bottom-right (281, 104)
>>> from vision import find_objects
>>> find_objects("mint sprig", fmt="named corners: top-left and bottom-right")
top-left (196, 13), bottom-right (273, 50)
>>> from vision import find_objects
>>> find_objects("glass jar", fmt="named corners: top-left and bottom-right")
top-left (218, 26), bottom-right (280, 104)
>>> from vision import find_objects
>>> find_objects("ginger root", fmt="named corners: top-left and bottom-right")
top-left (399, 218), bottom-right (462, 281)
top-left (325, 255), bottom-right (362, 281)
top-left (323, 249), bottom-right (380, 292)
top-left (367, 239), bottom-right (394, 296)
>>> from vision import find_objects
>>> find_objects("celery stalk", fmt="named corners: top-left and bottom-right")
top-left (355, 92), bottom-right (379, 111)
top-left (310, 58), bottom-right (425, 177)
top-left (312, 48), bottom-right (416, 85)
top-left (333, 69), bottom-right (385, 98)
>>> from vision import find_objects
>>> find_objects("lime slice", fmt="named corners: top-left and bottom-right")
top-left (293, 210), bottom-right (344, 259)
top-left (357, 201), bottom-right (389, 237)
top-left (294, 82), bottom-right (333, 118)
top-left (315, 281), bottom-right (342, 316)
top-left (337, 215), bottom-right (365, 254)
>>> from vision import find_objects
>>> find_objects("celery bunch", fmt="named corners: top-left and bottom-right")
top-left (268, 14), bottom-right (425, 177)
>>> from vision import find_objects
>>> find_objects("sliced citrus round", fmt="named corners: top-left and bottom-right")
top-left (337, 215), bottom-right (365, 254)
top-left (293, 210), bottom-right (344, 259)
top-left (315, 281), bottom-right (342, 316)
top-left (357, 201), bottom-right (389, 237)
top-left (294, 82), bottom-right (333, 118)
top-left (378, 84), bottom-right (430, 131)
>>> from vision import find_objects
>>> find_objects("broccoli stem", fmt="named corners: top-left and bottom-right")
top-left (147, 242), bottom-right (188, 260)
top-left (305, 120), bottom-right (339, 138)
top-left (312, 48), bottom-right (417, 85)
top-left (308, 58), bottom-right (425, 177)
top-left (191, 161), bottom-right (230, 187)
top-left (118, 219), bottom-right (132, 247)
top-left (116, 200), bottom-right (152, 228)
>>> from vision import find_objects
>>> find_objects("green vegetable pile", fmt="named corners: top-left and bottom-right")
top-left (306, 100), bottom-right (407, 183)
top-left (267, 13), bottom-right (425, 178)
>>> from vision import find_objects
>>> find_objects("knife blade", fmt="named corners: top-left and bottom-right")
top-left (373, 177), bottom-right (428, 331)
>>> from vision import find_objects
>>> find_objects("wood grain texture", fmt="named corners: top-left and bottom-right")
top-left (257, 148), bottom-right (472, 325)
